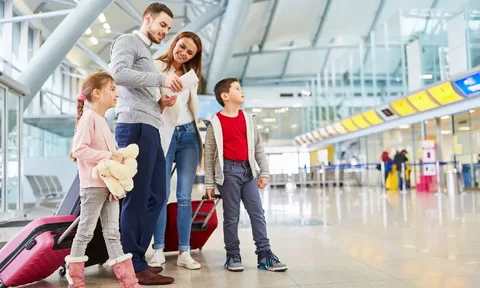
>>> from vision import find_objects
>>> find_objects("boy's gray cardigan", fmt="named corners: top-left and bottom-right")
top-left (204, 112), bottom-right (269, 190)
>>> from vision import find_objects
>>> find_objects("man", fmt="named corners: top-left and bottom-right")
top-left (110, 3), bottom-right (182, 285)
top-left (394, 149), bottom-right (407, 191)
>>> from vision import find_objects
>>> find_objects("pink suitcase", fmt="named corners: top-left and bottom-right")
top-left (0, 215), bottom-right (77, 288)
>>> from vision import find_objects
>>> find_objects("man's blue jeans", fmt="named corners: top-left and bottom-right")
top-left (153, 121), bottom-right (199, 252)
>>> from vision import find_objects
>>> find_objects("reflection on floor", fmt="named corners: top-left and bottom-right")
top-left (2, 185), bottom-right (480, 287)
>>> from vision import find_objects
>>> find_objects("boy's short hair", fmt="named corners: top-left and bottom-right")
top-left (143, 3), bottom-right (173, 19)
top-left (214, 78), bottom-right (239, 107)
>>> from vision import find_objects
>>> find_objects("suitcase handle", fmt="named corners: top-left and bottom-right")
top-left (57, 217), bottom-right (80, 245)
top-left (192, 194), bottom-right (221, 229)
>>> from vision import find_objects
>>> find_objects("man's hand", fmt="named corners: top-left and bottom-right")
top-left (257, 177), bottom-right (269, 189)
top-left (206, 189), bottom-right (215, 199)
top-left (164, 75), bottom-right (183, 93)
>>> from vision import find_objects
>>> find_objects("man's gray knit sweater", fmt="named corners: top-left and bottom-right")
top-left (110, 33), bottom-right (165, 129)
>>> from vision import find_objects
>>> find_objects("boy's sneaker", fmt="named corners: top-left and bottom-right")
top-left (257, 250), bottom-right (288, 272)
top-left (224, 254), bottom-right (244, 272)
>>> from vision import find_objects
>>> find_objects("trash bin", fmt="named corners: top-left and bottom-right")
top-left (445, 168), bottom-right (463, 196)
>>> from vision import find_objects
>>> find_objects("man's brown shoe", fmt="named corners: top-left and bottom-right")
top-left (148, 265), bottom-right (163, 274)
top-left (135, 269), bottom-right (174, 285)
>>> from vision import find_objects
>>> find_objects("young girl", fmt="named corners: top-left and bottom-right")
top-left (65, 72), bottom-right (141, 288)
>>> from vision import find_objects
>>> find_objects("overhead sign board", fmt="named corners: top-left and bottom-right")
top-left (390, 98), bottom-right (417, 116)
top-left (341, 118), bottom-right (359, 132)
top-left (453, 72), bottom-right (480, 97)
top-left (407, 90), bottom-right (439, 111)
top-left (427, 81), bottom-right (463, 105)
top-left (362, 110), bottom-right (384, 125)
top-left (352, 114), bottom-right (371, 129)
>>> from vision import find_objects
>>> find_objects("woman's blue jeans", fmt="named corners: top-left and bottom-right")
top-left (153, 121), bottom-right (200, 252)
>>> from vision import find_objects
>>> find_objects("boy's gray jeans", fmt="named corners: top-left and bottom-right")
top-left (70, 187), bottom-right (124, 259)
top-left (217, 159), bottom-right (270, 256)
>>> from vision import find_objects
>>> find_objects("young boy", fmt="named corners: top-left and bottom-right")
top-left (204, 78), bottom-right (288, 272)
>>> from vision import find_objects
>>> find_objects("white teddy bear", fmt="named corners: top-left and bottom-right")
top-left (92, 144), bottom-right (139, 199)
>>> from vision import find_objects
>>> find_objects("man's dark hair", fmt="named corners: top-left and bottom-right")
top-left (143, 3), bottom-right (173, 19)
top-left (214, 78), bottom-right (239, 107)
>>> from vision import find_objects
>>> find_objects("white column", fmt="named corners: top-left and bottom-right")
top-left (3, 0), bottom-right (13, 76)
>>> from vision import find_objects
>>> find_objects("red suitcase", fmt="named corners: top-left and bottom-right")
top-left (0, 215), bottom-right (77, 288)
top-left (164, 195), bottom-right (221, 252)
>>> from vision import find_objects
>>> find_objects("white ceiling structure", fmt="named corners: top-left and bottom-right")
top-left (14, 0), bottom-right (467, 86)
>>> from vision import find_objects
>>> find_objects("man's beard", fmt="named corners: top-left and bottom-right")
top-left (147, 28), bottom-right (163, 45)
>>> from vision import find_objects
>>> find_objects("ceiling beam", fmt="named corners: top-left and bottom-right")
top-left (40, 0), bottom-right (76, 8)
top-left (362, 0), bottom-right (386, 65)
top-left (113, 2), bottom-right (141, 26)
top-left (147, 0), bottom-right (217, 7)
top-left (121, 0), bottom-right (143, 24)
top-left (312, 0), bottom-right (332, 46)
top-left (241, 0), bottom-right (278, 82)
top-left (0, 9), bottom-right (74, 24)
top-left (280, 41), bottom-right (294, 78)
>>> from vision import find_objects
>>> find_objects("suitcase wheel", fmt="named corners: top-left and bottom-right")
top-left (59, 265), bottom-right (66, 277)
top-left (0, 279), bottom-right (6, 288)
top-left (199, 247), bottom-right (202, 251)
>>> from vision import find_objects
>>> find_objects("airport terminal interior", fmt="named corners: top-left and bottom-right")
top-left (2, 0), bottom-right (480, 287)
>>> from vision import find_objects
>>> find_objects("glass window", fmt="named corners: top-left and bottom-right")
top-left (28, 27), bottom-right (34, 60)
top-left (12, 13), bottom-right (21, 63)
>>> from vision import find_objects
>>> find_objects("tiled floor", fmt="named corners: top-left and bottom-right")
top-left (3, 184), bottom-right (480, 287)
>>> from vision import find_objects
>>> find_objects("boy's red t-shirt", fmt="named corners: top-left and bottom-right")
top-left (217, 110), bottom-right (248, 162)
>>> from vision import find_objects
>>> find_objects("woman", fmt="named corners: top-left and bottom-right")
top-left (149, 31), bottom-right (203, 270)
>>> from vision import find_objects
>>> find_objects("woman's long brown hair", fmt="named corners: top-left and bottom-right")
top-left (156, 31), bottom-right (202, 87)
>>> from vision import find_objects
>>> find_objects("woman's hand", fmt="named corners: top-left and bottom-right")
top-left (159, 95), bottom-right (177, 113)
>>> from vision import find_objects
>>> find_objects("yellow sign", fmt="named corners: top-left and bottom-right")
top-left (407, 90), bottom-right (439, 111)
top-left (333, 123), bottom-right (347, 134)
top-left (362, 110), bottom-right (383, 125)
top-left (390, 99), bottom-right (417, 116)
top-left (352, 114), bottom-right (371, 129)
top-left (341, 118), bottom-right (358, 132)
top-left (427, 82), bottom-right (463, 105)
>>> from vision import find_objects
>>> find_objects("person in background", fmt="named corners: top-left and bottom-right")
top-left (394, 149), bottom-right (408, 190)
top-left (204, 78), bottom-right (288, 272)
top-left (149, 31), bottom-right (203, 270)
top-left (381, 148), bottom-right (392, 184)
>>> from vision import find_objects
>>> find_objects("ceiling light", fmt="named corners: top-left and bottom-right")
top-left (103, 23), bottom-right (111, 30)
top-left (441, 130), bottom-right (451, 135)
top-left (291, 124), bottom-right (298, 128)
top-left (293, 103), bottom-right (303, 108)
top-left (98, 13), bottom-right (107, 23)
top-left (470, 109), bottom-right (475, 113)
top-left (89, 36), bottom-right (99, 45)
top-left (85, 28), bottom-right (92, 35)
top-left (399, 125), bottom-right (410, 129)
top-left (300, 89), bottom-right (311, 96)
top-left (263, 118), bottom-right (276, 123)
top-left (421, 74), bottom-right (433, 80)
top-left (257, 125), bottom-right (263, 129)
top-left (105, 29), bottom-right (111, 34)
top-left (458, 127), bottom-right (470, 131)
top-left (441, 115), bottom-right (450, 120)
top-left (252, 108), bottom-right (262, 113)
top-left (425, 120), bottom-right (429, 124)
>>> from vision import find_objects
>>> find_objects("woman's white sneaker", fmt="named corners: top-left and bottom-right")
top-left (148, 249), bottom-right (166, 267)
top-left (177, 251), bottom-right (201, 270)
